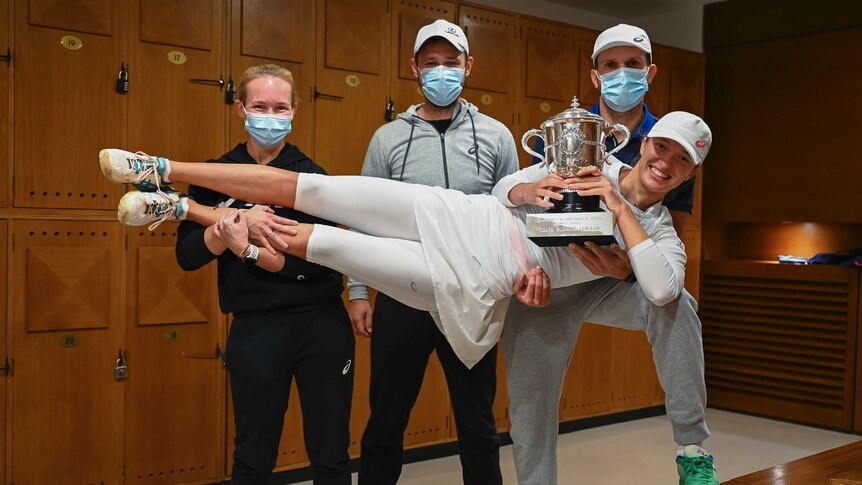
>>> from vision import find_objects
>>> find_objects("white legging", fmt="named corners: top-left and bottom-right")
top-left (295, 173), bottom-right (439, 312)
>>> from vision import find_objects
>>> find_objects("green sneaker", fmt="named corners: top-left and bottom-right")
top-left (676, 445), bottom-right (719, 485)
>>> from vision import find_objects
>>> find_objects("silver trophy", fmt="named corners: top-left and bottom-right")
top-left (521, 97), bottom-right (631, 246)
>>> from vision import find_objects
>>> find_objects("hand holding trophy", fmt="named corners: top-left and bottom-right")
top-left (521, 97), bottom-right (630, 246)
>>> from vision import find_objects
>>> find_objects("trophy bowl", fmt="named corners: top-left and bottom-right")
top-left (521, 97), bottom-right (631, 246)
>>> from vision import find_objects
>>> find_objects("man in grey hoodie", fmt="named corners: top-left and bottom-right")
top-left (347, 19), bottom-right (519, 485)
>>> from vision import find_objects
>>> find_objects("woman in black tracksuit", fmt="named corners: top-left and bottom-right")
top-left (175, 64), bottom-right (353, 485)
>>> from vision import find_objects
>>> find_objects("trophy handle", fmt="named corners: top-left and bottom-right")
top-left (605, 123), bottom-right (632, 157)
top-left (521, 129), bottom-right (547, 164)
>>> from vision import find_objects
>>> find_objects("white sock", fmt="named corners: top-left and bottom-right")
top-left (678, 443), bottom-right (704, 457)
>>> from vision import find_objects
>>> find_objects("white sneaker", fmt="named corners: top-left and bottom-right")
top-left (118, 190), bottom-right (188, 230)
top-left (99, 149), bottom-right (171, 191)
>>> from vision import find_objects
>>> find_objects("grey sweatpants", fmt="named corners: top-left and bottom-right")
top-left (502, 277), bottom-right (709, 485)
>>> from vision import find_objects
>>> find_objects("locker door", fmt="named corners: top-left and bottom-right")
top-left (13, 0), bottom-right (127, 209)
top-left (390, 0), bottom-right (455, 448)
top-left (124, 226), bottom-right (223, 484)
top-left (10, 220), bottom-right (124, 484)
top-left (518, 17), bottom-right (578, 167)
top-left (314, 0), bottom-right (389, 176)
top-left (0, 0), bottom-right (9, 209)
top-left (228, 0), bottom-right (315, 157)
top-left (644, 44), bottom-right (670, 116)
top-left (560, 323), bottom-right (612, 421)
top-left (610, 329), bottom-right (663, 412)
top-left (389, 0), bottom-right (456, 117)
top-left (0, 220), bottom-right (7, 481)
top-left (458, 5), bottom-right (517, 135)
top-left (574, 27), bottom-right (599, 109)
top-left (128, 0), bottom-right (226, 170)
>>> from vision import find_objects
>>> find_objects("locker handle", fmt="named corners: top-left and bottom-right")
top-left (189, 75), bottom-right (224, 91)
top-left (181, 343), bottom-right (221, 360)
top-left (0, 48), bottom-right (11, 66)
top-left (313, 88), bottom-right (344, 101)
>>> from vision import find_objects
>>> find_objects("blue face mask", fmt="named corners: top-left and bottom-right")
top-left (420, 66), bottom-right (465, 107)
top-left (242, 105), bottom-right (292, 149)
top-left (599, 67), bottom-right (650, 112)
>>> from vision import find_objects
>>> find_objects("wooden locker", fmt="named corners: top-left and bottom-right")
top-left (13, 0), bottom-right (127, 210)
top-left (128, 0), bottom-right (226, 179)
top-left (228, 0), bottom-right (315, 157)
top-left (517, 17), bottom-right (578, 167)
top-left (314, 0), bottom-right (389, 177)
top-left (389, 0), bottom-right (457, 119)
top-left (458, 5), bottom-right (516, 135)
top-left (610, 329), bottom-right (663, 412)
top-left (0, 0), bottom-right (9, 209)
top-left (644, 44), bottom-right (670, 117)
top-left (0, 220), bottom-right (7, 481)
top-left (405, 353), bottom-right (450, 447)
top-left (9, 220), bottom-right (124, 484)
top-left (573, 26), bottom-right (599, 110)
top-left (124, 226), bottom-right (224, 484)
top-left (559, 323), bottom-right (612, 421)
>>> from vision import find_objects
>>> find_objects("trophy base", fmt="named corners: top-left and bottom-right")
top-left (526, 210), bottom-right (616, 247)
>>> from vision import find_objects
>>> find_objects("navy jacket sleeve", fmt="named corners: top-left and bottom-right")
top-left (176, 183), bottom-right (222, 271)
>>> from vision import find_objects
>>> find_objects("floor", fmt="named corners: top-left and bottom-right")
top-left (292, 408), bottom-right (861, 485)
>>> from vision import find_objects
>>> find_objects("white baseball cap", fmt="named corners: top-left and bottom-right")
top-left (592, 24), bottom-right (651, 63)
top-left (647, 112), bottom-right (712, 166)
top-left (414, 19), bottom-right (469, 55)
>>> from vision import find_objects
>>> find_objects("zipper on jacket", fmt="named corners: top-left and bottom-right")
top-left (439, 132), bottom-right (450, 188)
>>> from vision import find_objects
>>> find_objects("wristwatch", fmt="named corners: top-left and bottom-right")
top-left (239, 244), bottom-right (259, 265)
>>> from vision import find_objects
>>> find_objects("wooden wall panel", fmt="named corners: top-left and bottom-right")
top-left (140, 0), bottom-right (213, 51)
top-left (10, 220), bottom-right (124, 484)
top-left (389, 0), bottom-right (456, 117)
top-left (856, 269), bottom-right (862, 433)
top-left (406, 354), bottom-right (450, 447)
top-left (610, 329), bottom-right (663, 411)
top-left (573, 27), bottom-right (598, 109)
top-left (703, 27), bottom-right (862, 225)
top-left (701, 261), bottom-right (858, 430)
top-left (314, 0), bottom-right (389, 177)
top-left (0, 0), bottom-right (9, 209)
top-left (26, 246), bottom-right (112, 331)
top-left (643, 44), bottom-right (669, 116)
top-left (459, 5), bottom-right (516, 132)
top-left (230, 0), bottom-right (315, 159)
top-left (517, 17), bottom-right (577, 167)
top-left (560, 324), bottom-right (612, 420)
top-left (125, 228), bottom-right (223, 484)
top-left (0, 220), bottom-right (7, 481)
top-left (128, 0), bottom-right (226, 169)
top-left (29, 0), bottom-right (113, 35)
top-left (13, 0), bottom-right (127, 209)
top-left (240, 0), bottom-right (308, 64)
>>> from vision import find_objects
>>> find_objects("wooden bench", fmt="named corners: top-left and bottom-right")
top-left (724, 441), bottom-right (862, 484)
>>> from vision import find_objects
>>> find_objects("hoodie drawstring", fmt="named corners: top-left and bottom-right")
top-left (467, 109), bottom-right (480, 174)
top-left (399, 118), bottom-right (417, 181)
top-left (400, 105), bottom-right (481, 180)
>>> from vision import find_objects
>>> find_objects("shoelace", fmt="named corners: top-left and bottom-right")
top-left (680, 456), bottom-right (717, 483)
top-left (132, 151), bottom-right (165, 192)
top-left (145, 192), bottom-right (177, 231)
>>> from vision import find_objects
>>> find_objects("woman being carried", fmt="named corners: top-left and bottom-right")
top-left (99, 111), bottom-right (711, 368)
